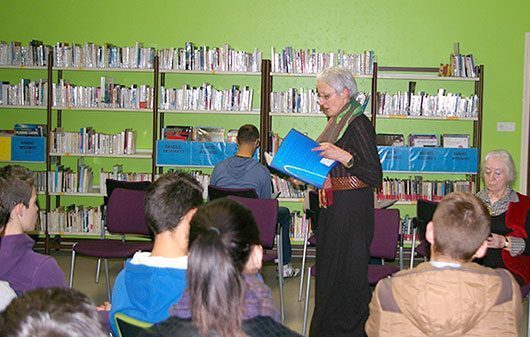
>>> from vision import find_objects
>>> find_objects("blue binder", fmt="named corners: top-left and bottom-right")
top-left (270, 129), bottom-right (337, 188)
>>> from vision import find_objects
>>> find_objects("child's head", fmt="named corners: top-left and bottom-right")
top-left (0, 165), bottom-right (38, 232)
top-left (428, 192), bottom-right (490, 262)
top-left (144, 172), bottom-right (203, 234)
top-left (187, 198), bottom-right (261, 337)
top-left (0, 287), bottom-right (107, 337)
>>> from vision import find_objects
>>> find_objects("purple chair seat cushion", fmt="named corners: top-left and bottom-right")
top-left (368, 264), bottom-right (399, 285)
top-left (73, 240), bottom-right (153, 259)
top-left (262, 250), bottom-right (278, 263)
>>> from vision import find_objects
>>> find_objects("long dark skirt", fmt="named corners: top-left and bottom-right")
top-left (309, 188), bottom-right (374, 337)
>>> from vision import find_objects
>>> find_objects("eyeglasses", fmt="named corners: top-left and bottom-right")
top-left (317, 91), bottom-right (337, 101)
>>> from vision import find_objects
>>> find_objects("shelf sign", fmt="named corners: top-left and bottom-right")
top-left (156, 140), bottom-right (191, 165)
top-left (11, 136), bottom-right (46, 162)
top-left (378, 146), bottom-right (478, 173)
top-left (156, 141), bottom-right (238, 166)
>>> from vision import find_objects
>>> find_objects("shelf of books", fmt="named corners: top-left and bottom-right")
top-left (372, 48), bottom-right (484, 206)
top-left (155, 43), bottom-right (263, 172)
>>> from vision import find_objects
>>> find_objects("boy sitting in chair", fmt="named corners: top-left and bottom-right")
top-left (0, 165), bottom-right (66, 294)
top-left (366, 192), bottom-right (522, 336)
top-left (109, 172), bottom-right (203, 334)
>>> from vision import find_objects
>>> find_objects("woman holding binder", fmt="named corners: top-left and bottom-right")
top-left (309, 67), bottom-right (382, 337)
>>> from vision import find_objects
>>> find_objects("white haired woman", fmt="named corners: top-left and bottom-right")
top-left (476, 149), bottom-right (530, 285)
top-left (309, 67), bottom-right (382, 337)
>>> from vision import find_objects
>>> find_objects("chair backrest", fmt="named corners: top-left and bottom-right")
top-left (370, 208), bottom-right (400, 260)
top-left (416, 199), bottom-right (438, 224)
top-left (227, 195), bottom-right (279, 249)
top-left (104, 179), bottom-right (152, 205)
top-left (208, 185), bottom-right (259, 201)
top-left (115, 312), bottom-right (152, 337)
top-left (106, 188), bottom-right (150, 236)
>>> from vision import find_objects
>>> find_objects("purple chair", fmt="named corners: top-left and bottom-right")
top-left (68, 186), bottom-right (153, 300)
top-left (208, 185), bottom-right (258, 201)
top-left (410, 199), bottom-right (438, 268)
top-left (368, 208), bottom-right (401, 285)
top-left (226, 195), bottom-right (285, 322)
top-left (301, 208), bottom-right (402, 336)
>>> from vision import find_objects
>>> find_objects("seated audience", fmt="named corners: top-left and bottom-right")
top-left (140, 198), bottom-right (302, 337)
top-left (476, 149), bottom-right (530, 285)
top-left (0, 287), bottom-right (107, 337)
top-left (366, 192), bottom-right (522, 336)
top-left (211, 124), bottom-right (299, 278)
top-left (109, 172), bottom-right (204, 334)
top-left (0, 165), bottom-right (66, 294)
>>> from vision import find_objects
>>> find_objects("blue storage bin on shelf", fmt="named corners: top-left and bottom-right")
top-left (9, 136), bottom-right (46, 162)
top-left (156, 140), bottom-right (192, 166)
top-left (378, 146), bottom-right (478, 174)
top-left (156, 140), bottom-right (238, 167)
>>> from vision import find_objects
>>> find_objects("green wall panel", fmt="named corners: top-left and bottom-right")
top-left (2, 0), bottom-right (530, 188)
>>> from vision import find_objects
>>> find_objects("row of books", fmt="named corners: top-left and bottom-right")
top-left (377, 177), bottom-right (475, 202)
top-left (271, 175), bottom-right (306, 199)
top-left (99, 166), bottom-right (152, 195)
top-left (399, 216), bottom-right (420, 247)
top-left (49, 127), bottom-right (137, 155)
top-left (163, 126), bottom-right (238, 143)
top-left (376, 89), bottom-right (478, 118)
top-left (39, 206), bottom-right (103, 234)
top-left (53, 42), bottom-right (155, 69)
top-left (159, 42), bottom-right (262, 73)
top-left (0, 40), bottom-right (49, 67)
top-left (35, 162), bottom-right (94, 194)
top-left (0, 79), bottom-right (48, 107)
top-left (53, 77), bottom-right (154, 109)
top-left (270, 89), bottom-right (369, 114)
top-left (159, 84), bottom-right (253, 112)
top-left (377, 133), bottom-right (470, 148)
top-left (271, 47), bottom-right (375, 75)
top-left (290, 211), bottom-right (310, 242)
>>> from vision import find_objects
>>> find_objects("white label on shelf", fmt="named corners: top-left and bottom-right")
top-left (497, 122), bottom-right (515, 132)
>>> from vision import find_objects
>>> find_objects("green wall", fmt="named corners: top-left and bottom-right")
top-left (2, 0), bottom-right (530, 190)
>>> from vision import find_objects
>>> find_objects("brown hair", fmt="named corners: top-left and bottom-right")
top-left (145, 172), bottom-right (203, 234)
top-left (0, 165), bottom-right (35, 228)
top-left (187, 198), bottom-right (260, 337)
top-left (432, 192), bottom-right (490, 261)
top-left (236, 124), bottom-right (259, 145)
top-left (0, 287), bottom-right (107, 337)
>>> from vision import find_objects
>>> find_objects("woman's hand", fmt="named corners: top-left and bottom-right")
top-left (312, 142), bottom-right (351, 165)
top-left (487, 233), bottom-right (506, 249)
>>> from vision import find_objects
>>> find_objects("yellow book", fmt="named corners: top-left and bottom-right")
top-left (0, 136), bottom-right (12, 161)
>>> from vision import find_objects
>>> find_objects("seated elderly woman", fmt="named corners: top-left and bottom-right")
top-left (476, 149), bottom-right (530, 285)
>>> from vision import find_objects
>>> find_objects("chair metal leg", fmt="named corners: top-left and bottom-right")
top-left (69, 246), bottom-right (76, 288)
top-left (277, 231), bottom-right (285, 322)
top-left (95, 258), bottom-right (101, 283)
top-left (104, 258), bottom-right (111, 301)
top-left (410, 227), bottom-right (417, 269)
top-left (302, 266), bottom-right (312, 336)
top-left (298, 223), bottom-right (310, 302)
top-left (399, 244), bottom-right (404, 270)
